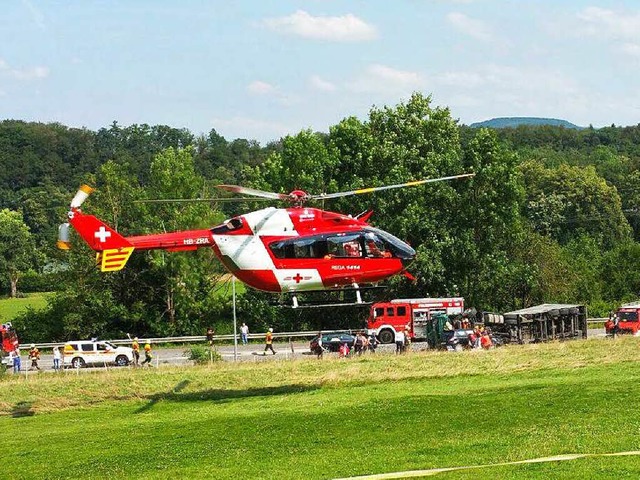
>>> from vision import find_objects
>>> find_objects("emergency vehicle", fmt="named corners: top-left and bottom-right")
top-left (0, 323), bottom-right (19, 367)
top-left (63, 340), bottom-right (134, 368)
top-left (367, 297), bottom-right (465, 343)
top-left (615, 301), bottom-right (640, 335)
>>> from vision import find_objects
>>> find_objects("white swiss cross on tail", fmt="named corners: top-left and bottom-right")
top-left (95, 226), bottom-right (112, 243)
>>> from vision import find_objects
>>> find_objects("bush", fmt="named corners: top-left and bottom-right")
top-left (185, 345), bottom-right (221, 364)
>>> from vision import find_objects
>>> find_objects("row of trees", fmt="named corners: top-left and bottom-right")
top-left (2, 93), bottom-right (640, 342)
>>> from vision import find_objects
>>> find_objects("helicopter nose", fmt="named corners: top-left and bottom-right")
top-left (400, 245), bottom-right (416, 268)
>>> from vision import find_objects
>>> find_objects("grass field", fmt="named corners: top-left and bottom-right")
top-left (0, 292), bottom-right (49, 322)
top-left (2, 337), bottom-right (640, 479)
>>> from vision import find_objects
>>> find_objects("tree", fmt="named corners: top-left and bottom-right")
top-left (0, 209), bottom-right (37, 297)
top-left (521, 161), bottom-right (631, 248)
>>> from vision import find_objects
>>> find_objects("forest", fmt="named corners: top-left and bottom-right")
top-left (2, 92), bottom-right (640, 343)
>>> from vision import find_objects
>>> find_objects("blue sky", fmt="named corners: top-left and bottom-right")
top-left (2, 1), bottom-right (640, 143)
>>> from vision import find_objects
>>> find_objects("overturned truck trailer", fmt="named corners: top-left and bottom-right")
top-left (486, 304), bottom-right (588, 344)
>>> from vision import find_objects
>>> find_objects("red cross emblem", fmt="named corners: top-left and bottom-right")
top-left (293, 273), bottom-right (303, 283)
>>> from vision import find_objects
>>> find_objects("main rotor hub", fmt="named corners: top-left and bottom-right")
top-left (288, 190), bottom-right (310, 206)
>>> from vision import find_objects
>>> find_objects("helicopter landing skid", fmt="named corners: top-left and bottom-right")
top-left (277, 284), bottom-right (386, 309)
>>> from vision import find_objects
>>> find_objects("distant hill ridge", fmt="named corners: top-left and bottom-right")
top-left (470, 117), bottom-right (583, 129)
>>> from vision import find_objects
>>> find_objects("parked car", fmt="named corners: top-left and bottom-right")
top-left (63, 340), bottom-right (134, 368)
top-left (309, 332), bottom-right (356, 353)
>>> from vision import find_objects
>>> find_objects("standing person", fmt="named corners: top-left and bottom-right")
top-left (52, 346), bottom-right (61, 371)
top-left (11, 348), bottom-right (21, 374)
top-left (613, 315), bottom-right (620, 339)
top-left (141, 340), bottom-right (153, 366)
top-left (240, 323), bottom-right (249, 345)
top-left (404, 326), bottom-right (411, 352)
top-left (132, 337), bottom-right (140, 366)
top-left (313, 331), bottom-right (324, 359)
top-left (28, 344), bottom-right (41, 371)
top-left (263, 328), bottom-right (276, 355)
top-left (395, 329), bottom-right (405, 354)
top-left (206, 327), bottom-right (215, 347)
top-left (480, 331), bottom-right (493, 350)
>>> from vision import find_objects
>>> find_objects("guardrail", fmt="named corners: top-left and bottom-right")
top-left (15, 320), bottom-right (611, 351)
top-left (17, 329), bottom-right (355, 350)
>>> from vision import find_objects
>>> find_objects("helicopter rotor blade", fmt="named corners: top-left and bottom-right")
top-left (133, 197), bottom-right (274, 204)
top-left (309, 173), bottom-right (475, 201)
top-left (216, 185), bottom-right (290, 201)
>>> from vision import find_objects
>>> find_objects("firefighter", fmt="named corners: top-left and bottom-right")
top-left (141, 340), bottom-right (153, 366)
top-left (206, 327), bottom-right (215, 347)
top-left (132, 337), bottom-right (140, 366)
top-left (263, 328), bottom-right (276, 355)
top-left (28, 344), bottom-right (41, 371)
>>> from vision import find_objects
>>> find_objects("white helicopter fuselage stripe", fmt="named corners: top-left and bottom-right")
top-left (214, 208), bottom-right (322, 290)
top-left (243, 207), bottom-right (298, 236)
top-left (274, 269), bottom-right (324, 292)
top-left (213, 234), bottom-right (276, 270)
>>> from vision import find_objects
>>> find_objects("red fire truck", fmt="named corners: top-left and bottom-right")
top-left (1, 323), bottom-right (19, 366)
top-left (615, 301), bottom-right (640, 335)
top-left (367, 297), bottom-right (465, 343)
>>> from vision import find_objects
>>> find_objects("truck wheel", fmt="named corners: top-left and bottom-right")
top-left (378, 329), bottom-right (395, 344)
top-left (115, 355), bottom-right (129, 367)
top-left (71, 357), bottom-right (85, 368)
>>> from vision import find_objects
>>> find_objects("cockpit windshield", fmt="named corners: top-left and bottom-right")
top-left (364, 227), bottom-right (416, 259)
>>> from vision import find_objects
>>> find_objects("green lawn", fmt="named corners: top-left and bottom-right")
top-left (2, 338), bottom-right (640, 479)
top-left (0, 292), bottom-right (49, 322)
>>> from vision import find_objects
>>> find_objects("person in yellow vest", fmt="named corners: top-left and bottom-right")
top-left (263, 328), bottom-right (276, 355)
top-left (132, 337), bottom-right (140, 366)
top-left (141, 340), bottom-right (153, 366)
top-left (28, 344), bottom-right (41, 371)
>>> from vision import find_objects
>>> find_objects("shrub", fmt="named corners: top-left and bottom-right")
top-left (185, 345), bottom-right (221, 364)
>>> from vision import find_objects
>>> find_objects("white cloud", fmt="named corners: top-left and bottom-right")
top-left (347, 64), bottom-right (426, 94)
top-left (577, 7), bottom-right (640, 41)
top-left (247, 80), bottom-right (275, 95)
top-left (0, 58), bottom-right (49, 80)
top-left (309, 75), bottom-right (336, 92)
top-left (619, 43), bottom-right (640, 57)
top-left (447, 12), bottom-right (493, 42)
top-left (262, 10), bottom-right (376, 42)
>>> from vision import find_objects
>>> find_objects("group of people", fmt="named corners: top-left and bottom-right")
top-left (7, 344), bottom-right (47, 373)
top-left (312, 331), bottom-right (380, 359)
top-left (466, 326), bottom-right (494, 350)
top-left (131, 337), bottom-right (154, 366)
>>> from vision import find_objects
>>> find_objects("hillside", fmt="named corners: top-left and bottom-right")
top-left (470, 117), bottom-right (582, 129)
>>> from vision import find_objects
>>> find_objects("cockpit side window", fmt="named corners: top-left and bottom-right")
top-left (326, 234), bottom-right (363, 258)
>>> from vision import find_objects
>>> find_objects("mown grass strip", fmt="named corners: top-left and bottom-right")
top-left (2, 337), bottom-right (640, 479)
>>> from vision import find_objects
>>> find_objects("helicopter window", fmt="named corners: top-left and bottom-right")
top-left (293, 238), bottom-right (316, 258)
top-left (269, 236), bottom-right (329, 259)
top-left (326, 234), bottom-right (363, 258)
top-left (270, 241), bottom-right (294, 259)
top-left (211, 217), bottom-right (244, 235)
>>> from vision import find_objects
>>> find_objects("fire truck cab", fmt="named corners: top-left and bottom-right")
top-left (1, 323), bottom-right (19, 367)
top-left (616, 302), bottom-right (640, 335)
top-left (367, 297), bottom-right (465, 344)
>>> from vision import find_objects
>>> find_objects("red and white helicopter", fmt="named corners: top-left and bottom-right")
top-left (58, 174), bottom-right (473, 306)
